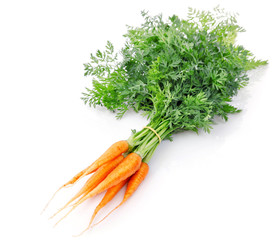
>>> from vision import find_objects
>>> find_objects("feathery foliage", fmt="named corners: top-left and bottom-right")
top-left (81, 7), bottom-right (267, 162)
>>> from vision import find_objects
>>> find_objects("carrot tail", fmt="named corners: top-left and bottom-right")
top-left (41, 186), bottom-right (63, 215)
top-left (73, 202), bottom-right (122, 235)
top-left (49, 176), bottom-right (98, 220)
top-left (69, 165), bottom-right (98, 186)
top-left (53, 181), bottom-right (102, 227)
top-left (74, 179), bottom-right (128, 236)
top-left (73, 227), bottom-right (90, 237)
top-left (73, 217), bottom-right (96, 237)
top-left (75, 204), bottom-right (106, 235)
top-left (53, 204), bottom-right (78, 227)
top-left (49, 202), bottom-right (70, 220)
top-left (50, 184), bottom-right (91, 218)
top-left (49, 189), bottom-right (89, 220)
top-left (42, 164), bottom-right (97, 214)
top-left (92, 201), bottom-right (123, 227)
top-left (50, 178), bottom-right (98, 219)
top-left (72, 206), bottom-right (105, 237)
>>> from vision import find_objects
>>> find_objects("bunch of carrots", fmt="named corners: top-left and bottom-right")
top-left (43, 140), bottom-right (149, 235)
top-left (42, 7), bottom-right (268, 235)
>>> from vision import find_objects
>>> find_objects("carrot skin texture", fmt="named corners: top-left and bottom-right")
top-left (80, 140), bottom-right (129, 179)
top-left (122, 162), bottom-right (149, 202)
top-left (78, 152), bottom-right (142, 203)
top-left (77, 155), bottom-right (124, 198)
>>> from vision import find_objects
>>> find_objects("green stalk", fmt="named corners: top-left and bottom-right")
top-left (142, 145), bottom-right (157, 163)
top-left (128, 120), bottom-right (172, 160)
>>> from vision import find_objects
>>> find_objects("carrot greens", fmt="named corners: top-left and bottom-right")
top-left (82, 7), bottom-right (267, 163)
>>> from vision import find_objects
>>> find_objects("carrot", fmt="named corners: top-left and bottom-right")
top-left (50, 155), bottom-right (124, 219)
top-left (54, 153), bottom-right (141, 225)
top-left (79, 140), bottom-right (129, 180)
top-left (94, 162), bottom-right (149, 226)
top-left (75, 179), bottom-right (128, 236)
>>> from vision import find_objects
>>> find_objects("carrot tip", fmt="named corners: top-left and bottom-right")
top-left (53, 207), bottom-right (75, 227)
top-left (72, 226), bottom-right (91, 237)
top-left (64, 184), bottom-right (73, 189)
top-left (52, 204), bottom-right (77, 227)
top-left (53, 214), bottom-right (67, 227)
top-left (92, 203), bottom-right (121, 227)
top-left (53, 222), bottom-right (58, 228)
top-left (49, 204), bottom-right (70, 220)
top-left (49, 213), bottom-right (58, 220)
top-left (41, 181), bottom-right (77, 216)
top-left (73, 220), bottom-right (97, 237)
top-left (41, 186), bottom-right (63, 215)
top-left (49, 211), bottom-right (59, 220)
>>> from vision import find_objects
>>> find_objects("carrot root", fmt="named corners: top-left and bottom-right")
top-left (75, 179), bottom-right (128, 236)
top-left (42, 164), bottom-right (98, 215)
top-left (41, 187), bottom-right (63, 215)
top-left (92, 202), bottom-right (121, 227)
top-left (73, 225), bottom-right (94, 237)
top-left (53, 205), bottom-right (77, 227)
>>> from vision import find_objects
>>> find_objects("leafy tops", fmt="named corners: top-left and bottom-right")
top-left (82, 7), bottom-right (267, 138)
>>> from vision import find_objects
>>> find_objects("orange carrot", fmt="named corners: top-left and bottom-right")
top-left (50, 155), bottom-right (124, 219)
top-left (79, 140), bottom-right (129, 181)
top-left (54, 153), bottom-right (141, 226)
top-left (75, 179), bottom-right (128, 236)
top-left (94, 162), bottom-right (149, 226)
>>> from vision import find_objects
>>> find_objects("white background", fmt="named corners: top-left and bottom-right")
top-left (1, 0), bottom-right (271, 239)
